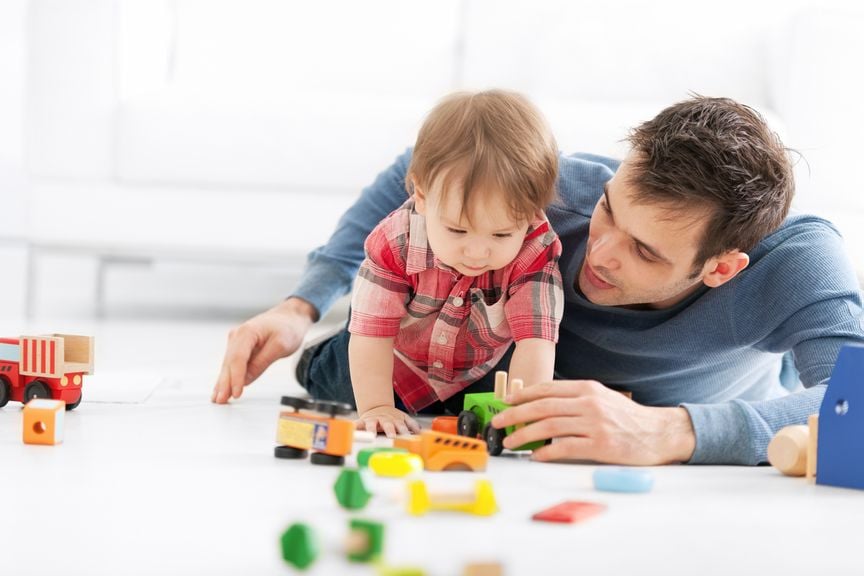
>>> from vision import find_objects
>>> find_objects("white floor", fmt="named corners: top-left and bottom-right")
top-left (2, 316), bottom-right (863, 576)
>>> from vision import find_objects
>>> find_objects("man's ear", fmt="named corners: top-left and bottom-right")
top-left (702, 251), bottom-right (750, 288)
top-left (412, 178), bottom-right (427, 215)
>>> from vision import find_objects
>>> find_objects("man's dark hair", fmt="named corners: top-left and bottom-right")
top-left (627, 95), bottom-right (795, 266)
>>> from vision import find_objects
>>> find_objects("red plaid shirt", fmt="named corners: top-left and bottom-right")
top-left (349, 199), bottom-right (564, 412)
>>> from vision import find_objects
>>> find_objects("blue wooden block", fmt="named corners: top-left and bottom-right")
top-left (593, 467), bottom-right (654, 493)
top-left (817, 344), bottom-right (864, 490)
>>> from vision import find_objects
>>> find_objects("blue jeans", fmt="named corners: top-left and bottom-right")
top-left (299, 325), bottom-right (515, 415)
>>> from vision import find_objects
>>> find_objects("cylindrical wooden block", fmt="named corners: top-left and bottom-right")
top-left (767, 425), bottom-right (810, 477)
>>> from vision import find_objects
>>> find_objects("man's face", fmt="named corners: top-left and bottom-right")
top-left (578, 155), bottom-right (712, 309)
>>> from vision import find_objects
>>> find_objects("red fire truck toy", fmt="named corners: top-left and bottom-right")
top-left (0, 334), bottom-right (94, 411)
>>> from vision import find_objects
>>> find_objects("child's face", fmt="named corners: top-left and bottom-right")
top-left (415, 179), bottom-right (532, 277)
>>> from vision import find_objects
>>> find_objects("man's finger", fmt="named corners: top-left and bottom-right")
top-left (492, 397), bottom-right (589, 429)
top-left (502, 415), bottom-right (591, 448)
top-left (530, 437), bottom-right (594, 462)
top-left (505, 379), bottom-right (598, 405)
top-left (245, 337), bottom-right (287, 387)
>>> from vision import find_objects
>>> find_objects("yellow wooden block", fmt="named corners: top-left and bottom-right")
top-left (23, 399), bottom-right (66, 445)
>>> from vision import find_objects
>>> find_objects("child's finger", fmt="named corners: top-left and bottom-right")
top-left (395, 421), bottom-right (410, 436)
top-left (406, 417), bottom-right (422, 433)
top-left (381, 419), bottom-right (398, 438)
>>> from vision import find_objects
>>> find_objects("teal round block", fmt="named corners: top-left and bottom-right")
top-left (593, 467), bottom-right (654, 493)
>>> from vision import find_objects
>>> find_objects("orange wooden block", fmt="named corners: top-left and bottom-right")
top-left (431, 416), bottom-right (458, 435)
top-left (23, 399), bottom-right (66, 445)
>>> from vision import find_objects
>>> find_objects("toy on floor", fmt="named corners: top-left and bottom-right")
top-left (368, 451), bottom-right (423, 478)
top-left (0, 334), bottom-right (94, 410)
top-left (280, 518), bottom-right (384, 570)
top-left (357, 446), bottom-right (409, 468)
top-left (531, 500), bottom-right (607, 524)
top-left (815, 343), bottom-right (864, 490)
top-left (462, 563), bottom-right (504, 576)
top-left (22, 398), bottom-right (66, 445)
top-left (334, 468), bottom-right (374, 510)
top-left (768, 415), bottom-right (819, 480)
top-left (431, 415), bottom-right (459, 435)
top-left (457, 371), bottom-right (543, 455)
top-left (394, 430), bottom-right (488, 471)
top-left (592, 467), bottom-right (655, 493)
top-left (406, 478), bottom-right (497, 516)
top-left (275, 396), bottom-right (354, 465)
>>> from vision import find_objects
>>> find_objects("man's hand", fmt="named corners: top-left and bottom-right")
top-left (211, 298), bottom-right (317, 404)
top-left (491, 380), bottom-right (696, 465)
top-left (356, 406), bottom-right (421, 438)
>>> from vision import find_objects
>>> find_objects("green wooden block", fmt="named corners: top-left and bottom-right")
top-left (347, 518), bottom-right (384, 563)
top-left (334, 467), bottom-right (372, 510)
top-left (280, 523), bottom-right (318, 570)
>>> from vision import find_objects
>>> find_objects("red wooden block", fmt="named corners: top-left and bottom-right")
top-left (531, 501), bottom-right (607, 524)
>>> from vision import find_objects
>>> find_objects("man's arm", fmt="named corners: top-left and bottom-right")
top-left (290, 149), bottom-right (413, 318)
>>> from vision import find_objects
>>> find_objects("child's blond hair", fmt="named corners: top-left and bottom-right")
top-left (407, 90), bottom-right (558, 223)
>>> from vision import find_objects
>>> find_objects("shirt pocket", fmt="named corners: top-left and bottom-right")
top-left (468, 287), bottom-right (508, 332)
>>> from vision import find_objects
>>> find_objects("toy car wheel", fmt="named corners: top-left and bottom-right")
top-left (0, 377), bottom-right (10, 408)
top-left (312, 399), bottom-right (353, 417)
top-left (280, 396), bottom-right (314, 411)
top-left (274, 445), bottom-right (309, 459)
top-left (65, 392), bottom-right (82, 411)
top-left (310, 452), bottom-right (345, 466)
top-left (23, 380), bottom-right (52, 403)
top-left (483, 424), bottom-right (506, 456)
top-left (457, 410), bottom-right (479, 438)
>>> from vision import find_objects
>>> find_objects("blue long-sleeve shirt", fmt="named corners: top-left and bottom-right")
top-left (291, 149), bottom-right (864, 465)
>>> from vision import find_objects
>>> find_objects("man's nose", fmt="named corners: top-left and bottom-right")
top-left (589, 234), bottom-right (621, 270)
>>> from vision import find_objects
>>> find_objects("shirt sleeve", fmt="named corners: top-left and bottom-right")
top-left (683, 219), bottom-right (864, 464)
top-left (348, 217), bottom-right (412, 338)
top-left (504, 230), bottom-right (565, 343)
top-left (289, 148), bottom-right (412, 319)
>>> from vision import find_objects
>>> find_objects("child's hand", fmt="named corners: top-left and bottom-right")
top-left (356, 406), bottom-right (422, 438)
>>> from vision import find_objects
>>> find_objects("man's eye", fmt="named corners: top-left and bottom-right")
top-left (635, 245), bottom-right (655, 262)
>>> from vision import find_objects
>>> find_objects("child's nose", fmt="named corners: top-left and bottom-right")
top-left (464, 243), bottom-right (490, 260)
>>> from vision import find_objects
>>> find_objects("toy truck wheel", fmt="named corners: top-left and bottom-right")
top-left (312, 399), bottom-right (353, 417)
top-left (483, 424), bottom-right (506, 456)
top-left (280, 396), bottom-right (314, 411)
top-left (310, 452), bottom-right (345, 466)
top-left (274, 445), bottom-right (309, 459)
top-left (457, 410), bottom-right (479, 438)
top-left (0, 377), bottom-right (10, 408)
top-left (65, 393), bottom-right (82, 411)
top-left (24, 381), bottom-right (52, 403)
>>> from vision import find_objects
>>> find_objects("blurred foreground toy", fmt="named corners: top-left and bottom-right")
top-left (431, 416), bottom-right (458, 435)
top-left (369, 451), bottom-right (423, 478)
top-left (275, 396), bottom-right (354, 465)
top-left (22, 398), bottom-right (66, 445)
top-left (406, 478), bottom-right (497, 516)
top-left (531, 500), bottom-right (606, 524)
top-left (280, 519), bottom-right (384, 570)
top-left (394, 430), bottom-right (487, 471)
top-left (458, 371), bottom-right (541, 455)
top-left (334, 468), bottom-right (374, 510)
top-left (593, 467), bottom-right (654, 493)
top-left (0, 334), bottom-right (93, 410)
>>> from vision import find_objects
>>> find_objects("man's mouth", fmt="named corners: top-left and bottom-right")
top-left (584, 262), bottom-right (615, 289)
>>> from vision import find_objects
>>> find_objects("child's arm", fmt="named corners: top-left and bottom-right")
top-left (507, 338), bottom-right (557, 389)
top-left (349, 334), bottom-right (421, 438)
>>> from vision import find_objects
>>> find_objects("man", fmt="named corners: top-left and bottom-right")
top-left (211, 96), bottom-right (864, 466)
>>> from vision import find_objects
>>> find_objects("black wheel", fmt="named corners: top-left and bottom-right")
top-left (65, 392), bottom-right (82, 411)
top-left (0, 377), bottom-right (10, 408)
top-left (24, 381), bottom-right (52, 403)
top-left (457, 410), bottom-right (479, 438)
top-left (274, 445), bottom-right (309, 459)
top-left (280, 396), bottom-right (314, 411)
top-left (310, 452), bottom-right (345, 466)
top-left (483, 424), bottom-right (506, 456)
top-left (312, 399), bottom-right (353, 417)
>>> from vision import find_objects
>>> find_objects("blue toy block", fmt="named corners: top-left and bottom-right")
top-left (817, 344), bottom-right (864, 490)
top-left (593, 467), bottom-right (654, 493)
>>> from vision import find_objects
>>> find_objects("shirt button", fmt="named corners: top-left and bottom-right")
top-left (433, 360), bottom-right (444, 369)
top-left (438, 334), bottom-right (447, 344)
top-left (453, 297), bottom-right (464, 307)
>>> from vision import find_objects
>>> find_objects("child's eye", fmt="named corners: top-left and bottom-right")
top-left (446, 227), bottom-right (467, 235)
top-left (493, 233), bottom-right (513, 239)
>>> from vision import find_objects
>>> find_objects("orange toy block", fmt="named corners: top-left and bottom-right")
top-left (23, 398), bottom-right (66, 445)
top-left (394, 430), bottom-right (488, 472)
top-left (431, 416), bottom-right (458, 435)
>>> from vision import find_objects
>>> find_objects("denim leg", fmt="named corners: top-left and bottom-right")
top-left (301, 327), bottom-right (357, 407)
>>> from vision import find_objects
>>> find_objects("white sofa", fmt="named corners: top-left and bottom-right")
top-left (18, 0), bottom-right (864, 315)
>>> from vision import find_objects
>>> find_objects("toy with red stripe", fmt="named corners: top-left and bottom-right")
top-left (0, 334), bottom-right (94, 411)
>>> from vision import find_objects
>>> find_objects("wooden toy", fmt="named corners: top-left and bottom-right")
top-left (817, 344), bottom-right (864, 490)
top-left (431, 415), bottom-right (459, 435)
top-left (334, 468), bottom-right (373, 510)
top-left (357, 446), bottom-right (408, 468)
top-left (531, 500), bottom-right (607, 524)
top-left (280, 518), bottom-right (384, 570)
top-left (806, 414), bottom-right (819, 482)
top-left (0, 334), bottom-right (93, 410)
top-left (462, 563), bottom-right (504, 576)
top-left (592, 467), bottom-right (654, 493)
top-left (406, 479), bottom-right (497, 516)
top-left (354, 429), bottom-right (377, 443)
top-left (22, 398), bottom-right (66, 445)
top-left (377, 566), bottom-right (426, 576)
top-left (767, 425), bottom-right (810, 476)
top-left (457, 371), bottom-right (543, 455)
top-left (274, 396), bottom-right (354, 465)
top-left (368, 452), bottom-right (423, 478)
top-left (394, 430), bottom-right (488, 472)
